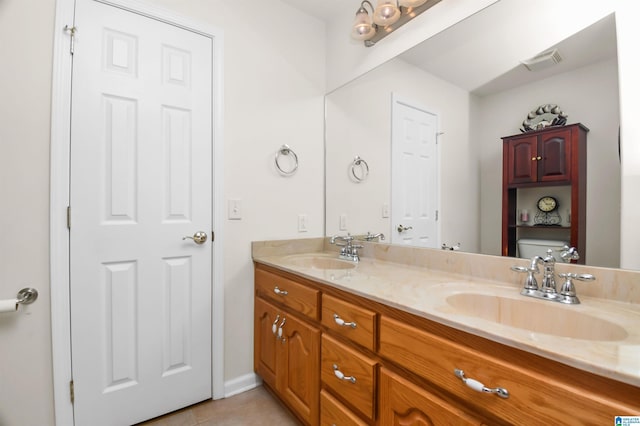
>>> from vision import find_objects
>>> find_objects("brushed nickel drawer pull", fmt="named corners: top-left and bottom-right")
top-left (271, 314), bottom-right (280, 335)
top-left (332, 364), bottom-right (356, 384)
top-left (454, 369), bottom-right (509, 399)
top-left (273, 286), bottom-right (288, 296)
top-left (277, 318), bottom-right (287, 343)
top-left (333, 313), bottom-right (357, 328)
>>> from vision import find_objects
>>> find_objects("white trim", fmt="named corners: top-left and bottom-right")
top-left (224, 373), bottom-right (263, 399)
top-left (50, 1), bottom-right (225, 424)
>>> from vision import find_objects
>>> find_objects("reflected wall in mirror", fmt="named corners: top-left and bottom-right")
top-left (325, 8), bottom-right (621, 269)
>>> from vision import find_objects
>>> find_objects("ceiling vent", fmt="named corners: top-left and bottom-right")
top-left (521, 49), bottom-right (563, 71)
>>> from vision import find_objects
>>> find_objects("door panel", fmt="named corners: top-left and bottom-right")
top-left (69, 1), bottom-right (213, 424)
top-left (391, 99), bottom-right (439, 247)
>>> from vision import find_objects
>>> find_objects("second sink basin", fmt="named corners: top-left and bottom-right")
top-left (446, 293), bottom-right (628, 341)
top-left (283, 254), bottom-right (357, 270)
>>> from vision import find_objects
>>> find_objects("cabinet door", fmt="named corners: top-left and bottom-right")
top-left (280, 311), bottom-right (320, 425)
top-left (254, 297), bottom-right (279, 389)
top-left (506, 135), bottom-right (537, 184)
top-left (379, 368), bottom-right (485, 426)
top-left (538, 128), bottom-right (571, 182)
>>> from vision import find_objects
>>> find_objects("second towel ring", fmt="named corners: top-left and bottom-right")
top-left (351, 156), bottom-right (369, 182)
top-left (275, 144), bottom-right (298, 176)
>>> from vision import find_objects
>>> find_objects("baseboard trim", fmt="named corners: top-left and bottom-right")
top-left (223, 373), bottom-right (262, 398)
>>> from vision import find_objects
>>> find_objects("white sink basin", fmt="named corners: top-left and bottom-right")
top-left (283, 254), bottom-right (357, 270)
top-left (446, 293), bottom-right (628, 341)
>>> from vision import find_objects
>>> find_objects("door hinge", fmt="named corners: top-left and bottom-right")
top-left (69, 380), bottom-right (75, 404)
top-left (436, 210), bottom-right (439, 221)
top-left (67, 206), bottom-right (71, 230)
top-left (211, 231), bottom-right (215, 242)
top-left (64, 25), bottom-right (77, 55)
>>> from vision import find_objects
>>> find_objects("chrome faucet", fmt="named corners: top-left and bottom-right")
top-left (511, 247), bottom-right (594, 304)
top-left (330, 233), bottom-right (363, 262)
top-left (363, 232), bottom-right (385, 242)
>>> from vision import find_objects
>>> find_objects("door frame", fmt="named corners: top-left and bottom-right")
top-left (50, 1), bottom-right (225, 424)
top-left (390, 93), bottom-right (441, 247)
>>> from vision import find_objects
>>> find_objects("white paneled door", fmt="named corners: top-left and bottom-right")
top-left (69, 1), bottom-right (213, 424)
top-left (391, 97), bottom-right (439, 247)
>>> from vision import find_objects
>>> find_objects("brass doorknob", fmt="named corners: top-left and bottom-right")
top-left (183, 231), bottom-right (207, 244)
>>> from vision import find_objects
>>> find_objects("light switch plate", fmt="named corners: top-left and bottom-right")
top-left (382, 203), bottom-right (390, 218)
top-left (228, 199), bottom-right (242, 220)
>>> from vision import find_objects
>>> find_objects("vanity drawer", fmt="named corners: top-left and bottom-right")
top-left (321, 334), bottom-right (377, 421)
top-left (320, 389), bottom-right (368, 426)
top-left (379, 315), bottom-right (635, 425)
top-left (321, 294), bottom-right (376, 351)
top-left (255, 268), bottom-right (319, 320)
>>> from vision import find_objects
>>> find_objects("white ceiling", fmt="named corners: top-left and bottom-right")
top-left (281, 0), bottom-right (617, 96)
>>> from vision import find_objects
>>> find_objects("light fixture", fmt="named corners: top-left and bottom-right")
top-left (373, 0), bottom-right (401, 26)
top-left (351, 1), bottom-right (375, 41)
top-left (351, 0), bottom-right (442, 47)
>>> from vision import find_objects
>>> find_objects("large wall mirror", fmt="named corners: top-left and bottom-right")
top-left (325, 4), bottom-right (623, 269)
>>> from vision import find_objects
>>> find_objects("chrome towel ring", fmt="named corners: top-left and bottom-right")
top-left (275, 144), bottom-right (298, 176)
top-left (350, 156), bottom-right (369, 182)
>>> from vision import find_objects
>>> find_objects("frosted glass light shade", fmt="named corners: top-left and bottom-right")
top-left (398, 0), bottom-right (428, 7)
top-left (351, 9), bottom-right (375, 40)
top-left (373, 0), bottom-right (400, 26)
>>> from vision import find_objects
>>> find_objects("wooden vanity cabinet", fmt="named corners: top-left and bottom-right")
top-left (254, 269), bottom-right (321, 425)
top-left (254, 263), bottom-right (640, 426)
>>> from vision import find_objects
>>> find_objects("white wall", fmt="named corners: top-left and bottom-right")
top-left (0, 0), bottom-right (56, 424)
top-left (325, 58), bottom-right (479, 252)
top-left (0, 0), bottom-right (325, 425)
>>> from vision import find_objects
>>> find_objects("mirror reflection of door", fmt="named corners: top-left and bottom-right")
top-left (391, 95), bottom-right (440, 247)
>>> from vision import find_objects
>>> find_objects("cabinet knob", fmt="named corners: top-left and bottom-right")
top-left (531, 156), bottom-right (542, 161)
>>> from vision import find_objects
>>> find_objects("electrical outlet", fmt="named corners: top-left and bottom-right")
top-left (339, 214), bottom-right (348, 231)
top-left (228, 199), bottom-right (242, 220)
top-left (298, 214), bottom-right (308, 232)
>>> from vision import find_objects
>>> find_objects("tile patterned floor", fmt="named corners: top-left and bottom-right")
top-left (138, 386), bottom-right (300, 426)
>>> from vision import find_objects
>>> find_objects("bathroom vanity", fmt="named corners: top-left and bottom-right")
top-left (253, 238), bottom-right (640, 425)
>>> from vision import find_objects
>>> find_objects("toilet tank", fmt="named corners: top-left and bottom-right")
top-left (517, 238), bottom-right (567, 259)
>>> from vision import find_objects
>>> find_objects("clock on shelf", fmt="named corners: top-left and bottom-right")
top-left (534, 196), bottom-right (562, 225)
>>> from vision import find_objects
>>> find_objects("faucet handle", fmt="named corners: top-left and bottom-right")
top-left (511, 265), bottom-right (538, 293)
top-left (557, 273), bottom-right (595, 304)
top-left (560, 246), bottom-right (580, 262)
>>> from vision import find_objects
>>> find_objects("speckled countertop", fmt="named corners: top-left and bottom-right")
top-left (252, 238), bottom-right (640, 388)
